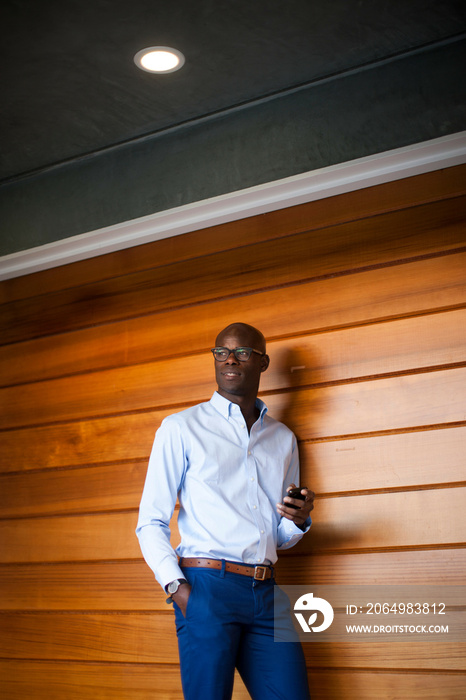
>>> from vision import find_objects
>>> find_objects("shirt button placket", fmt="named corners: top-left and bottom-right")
top-left (247, 442), bottom-right (266, 562)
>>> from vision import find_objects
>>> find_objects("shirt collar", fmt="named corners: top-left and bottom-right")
top-left (210, 391), bottom-right (268, 425)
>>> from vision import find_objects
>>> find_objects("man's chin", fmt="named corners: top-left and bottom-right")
top-left (217, 385), bottom-right (244, 399)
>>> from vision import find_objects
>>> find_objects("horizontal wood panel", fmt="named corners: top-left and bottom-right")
top-left (267, 367), bottom-right (466, 440)
top-left (0, 661), bottom-right (185, 700)
top-left (306, 670), bottom-right (466, 700)
top-left (2, 164), bottom-right (465, 305)
top-left (1, 166), bottom-right (464, 700)
top-left (0, 410), bottom-right (163, 472)
top-left (0, 612), bottom-right (463, 669)
top-left (2, 246), bottom-right (465, 391)
top-left (2, 303), bottom-right (465, 396)
top-left (303, 426), bottom-right (466, 496)
top-left (1, 368), bottom-right (465, 473)
top-left (302, 642), bottom-right (466, 671)
top-left (1, 661), bottom-right (464, 700)
top-left (1, 487), bottom-right (464, 563)
top-left (2, 331), bottom-right (465, 431)
top-left (2, 197), bottom-right (465, 345)
top-left (297, 487), bottom-right (466, 555)
top-left (0, 461), bottom-right (148, 517)
top-left (0, 612), bottom-right (179, 663)
top-left (1, 550), bottom-right (464, 611)
top-left (0, 510), bottom-right (145, 563)
top-left (2, 426), bottom-right (465, 518)
top-left (268, 309), bottom-right (466, 392)
top-left (276, 548), bottom-right (466, 586)
top-left (1, 356), bottom-right (210, 427)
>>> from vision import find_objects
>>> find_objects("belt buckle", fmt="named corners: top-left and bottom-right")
top-left (254, 565), bottom-right (267, 581)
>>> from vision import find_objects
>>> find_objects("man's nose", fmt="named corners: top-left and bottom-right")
top-left (225, 350), bottom-right (239, 363)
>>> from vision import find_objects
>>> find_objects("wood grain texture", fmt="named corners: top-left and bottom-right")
top-left (2, 304), bottom-right (465, 392)
top-left (2, 196), bottom-right (465, 345)
top-left (1, 427), bottom-right (465, 518)
top-left (0, 409), bottom-right (163, 472)
top-left (0, 661), bottom-right (186, 700)
top-left (0, 510), bottom-right (145, 563)
top-left (301, 642), bottom-right (466, 671)
top-left (0, 461), bottom-right (148, 517)
top-left (300, 426), bottom-right (466, 496)
top-left (1, 549), bottom-right (464, 611)
top-left (0, 612), bottom-right (179, 663)
top-left (2, 163), bottom-right (464, 306)
top-left (1, 487), bottom-right (464, 564)
top-left (306, 669), bottom-right (466, 699)
top-left (297, 486), bottom-right (466, 554)
top-left (275, 548), bottom-right (466, 586)
top-left (2, 246), bottom-right (464, 392)
top-left (1, 661), bottom-right (464, 700)
top-left (0, 612), bottom-right (463, 669)
top-left (266, 367), bottom-right (466, 440)
top-left (1, 399), bottom-right (464, 476)
top-left (2, 353), bottom-right (465, 434)
top-left (1, 167), bottom-right (465, 699)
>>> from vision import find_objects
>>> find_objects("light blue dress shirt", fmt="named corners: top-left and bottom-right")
top-left (136, 391), bottom-right (310, 589)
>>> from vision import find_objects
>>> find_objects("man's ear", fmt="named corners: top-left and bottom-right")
top-left (260, 354), bottom-right (270, 373)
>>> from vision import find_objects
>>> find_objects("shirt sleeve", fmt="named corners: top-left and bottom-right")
top-left (276, 433), bottom-right (311, 550)
top-left (135, 417), bottom-right (187, 590)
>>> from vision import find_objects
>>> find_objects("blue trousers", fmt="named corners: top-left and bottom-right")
top-left (173, 564), bottom-right (311, 700)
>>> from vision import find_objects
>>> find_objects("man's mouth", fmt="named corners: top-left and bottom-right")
top-left (222, 371), bottom-right (240, 377)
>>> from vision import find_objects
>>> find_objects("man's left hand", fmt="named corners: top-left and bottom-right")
top-left (276, 484), bottom-right (315, 527)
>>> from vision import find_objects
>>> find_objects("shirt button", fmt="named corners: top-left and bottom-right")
top-left (248, 451), bottom-right (251, 455)
top-left (261, 530), bottom-right (265, 534)
top-left (250, 477), bottom-right (254, 482)
top-left (253, 505), bottom-right (257, 509)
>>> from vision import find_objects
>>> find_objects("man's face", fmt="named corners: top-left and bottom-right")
top-left (214, 327), bottom-right (269, 401)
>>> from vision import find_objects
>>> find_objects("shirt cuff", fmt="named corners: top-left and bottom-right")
top-left (286, 516), bottom-right (311, 533)
top-left (157, 561), bottom-right (186, 592)
top-left (296, 516), bottom-right (312, 532)
top-left (277, 515), bottom-right (311, 549)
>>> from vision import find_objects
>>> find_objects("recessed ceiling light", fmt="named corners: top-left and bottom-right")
top-left (134, 46), bottom-right (185, 74)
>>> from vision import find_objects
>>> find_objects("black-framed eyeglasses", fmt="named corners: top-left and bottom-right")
top-left (211, 346), bottom-right (265, 362)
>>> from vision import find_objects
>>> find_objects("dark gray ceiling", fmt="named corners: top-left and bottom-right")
top-left (1, 0), bottom-right (465, 258)
top-left (2, 0), bottom-right (465, 181)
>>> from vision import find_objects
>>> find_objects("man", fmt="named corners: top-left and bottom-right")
top-left (136, 322), bottom-right (314, 699)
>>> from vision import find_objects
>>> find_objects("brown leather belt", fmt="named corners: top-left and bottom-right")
top-left (179, 557), bottom-right (274, 581)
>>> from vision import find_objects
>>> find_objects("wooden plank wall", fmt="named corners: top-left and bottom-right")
top-left (1, 164), bottom-right (465, 699)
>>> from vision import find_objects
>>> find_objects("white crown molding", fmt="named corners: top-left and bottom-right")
top-left (1, 131), bottom-right (465, 281)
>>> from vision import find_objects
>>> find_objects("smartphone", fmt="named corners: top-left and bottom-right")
top-left (283, 487), bottom-right (306, 510)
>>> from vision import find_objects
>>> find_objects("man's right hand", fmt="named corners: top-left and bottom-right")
top-left (172, 582), bottom-right (191, 617)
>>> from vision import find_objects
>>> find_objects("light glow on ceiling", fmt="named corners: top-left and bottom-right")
top-left (134, 47), bottom-right (185, 73)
